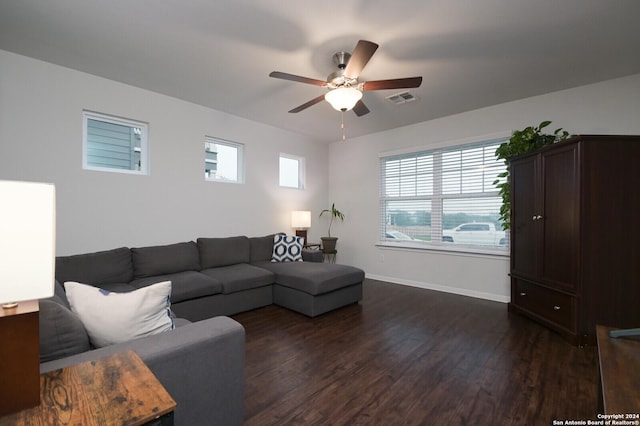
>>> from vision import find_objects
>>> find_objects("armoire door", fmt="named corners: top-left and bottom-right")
top-left (510, 154), bottom-right (539, 279)
top-left (540, 143), bottom-right (580, 290)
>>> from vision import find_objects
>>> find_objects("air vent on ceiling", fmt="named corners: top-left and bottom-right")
top-left (386, 91), bottom-right (418, 105)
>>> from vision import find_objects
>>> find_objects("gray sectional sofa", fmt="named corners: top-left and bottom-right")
top-left (40, 233), bottom-right (365, 425)
top-left (54, 234), bottom-right (364, 319)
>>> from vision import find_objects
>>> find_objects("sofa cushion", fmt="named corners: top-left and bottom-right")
top-left (198, 236), bottom-right (250, 269)
top-left (201, 264), bottom-right (275, 294)
top-left (56, 247), bottom-right (133, 285)
top-left (64, 280), bottom-right (175, 348)
top-left (132, 241), bottom-right (200, 278)
top-left (39, 298), bottom-right (91, 362)
top-left (255, 261), bottom-right (365, 296)
top-left (271, 235), bottom-right (304, 262)
top-left (130, 271), bottom-right (223, 303)
top-left (249, 234), bottom-right (279, 263)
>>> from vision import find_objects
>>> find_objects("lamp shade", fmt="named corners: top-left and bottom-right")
top-left (0, 180), bottom-right (56, 305)
top-left (324, 87), bottom-right (363, 111)
top-left (291, 210), bottom-right (311, 229)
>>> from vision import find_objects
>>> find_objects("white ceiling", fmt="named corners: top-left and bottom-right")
top-left (2, 0), bottom-right (640, 143)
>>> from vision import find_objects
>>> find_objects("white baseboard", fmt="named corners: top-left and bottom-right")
top-left (365, 273), bottom-right (510, 304)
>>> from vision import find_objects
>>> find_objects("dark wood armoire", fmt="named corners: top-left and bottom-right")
top-left (508, 134), bottom-right (640, 345)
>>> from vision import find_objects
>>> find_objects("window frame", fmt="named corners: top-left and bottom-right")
top-left (204, 136), bottom-right (245, 184)
top-left (82, 110), bottom-right (149, 175)
top-left (279, 153), bottom-right (305, 190)
top-left (379, 134), bottom-right (510, 256)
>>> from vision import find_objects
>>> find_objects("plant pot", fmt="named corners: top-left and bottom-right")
top-left (320, 237), bottom-right (338, 253)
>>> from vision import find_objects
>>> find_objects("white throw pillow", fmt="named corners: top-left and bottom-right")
top-left (64, 280), bottom-right (175, 348)
top-left (271, 234), bottom-right (304, 262)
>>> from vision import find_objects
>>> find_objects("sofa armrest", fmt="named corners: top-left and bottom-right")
top-left (40, 316), bottom-right (245, 426)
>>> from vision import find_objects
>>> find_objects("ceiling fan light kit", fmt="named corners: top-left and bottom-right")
top-left (324, 86), bottom-right (363, 111)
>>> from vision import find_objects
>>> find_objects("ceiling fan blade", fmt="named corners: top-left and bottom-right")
top-left (288, 94), bottom-right (326, 113)
top-left (363, 77), bottom-right (423, 91)
top-left (352, 100), bottom-right (370, 117)
top-left (269, 71), bottom-right (327, 87)
top-left (344, 40), bottom-right (379, 79)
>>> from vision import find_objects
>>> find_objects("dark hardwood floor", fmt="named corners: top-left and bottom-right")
top-left (232, 279), bottom-right (598, 425)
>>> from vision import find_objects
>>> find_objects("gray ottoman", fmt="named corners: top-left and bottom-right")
top-left (254, 261), bottom-right (365, 317)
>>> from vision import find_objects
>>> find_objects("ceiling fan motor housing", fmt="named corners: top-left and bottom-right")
top-left (328, 51), bottom-right (357, 88)
top-left (333, 51), bottom-right (350, 68)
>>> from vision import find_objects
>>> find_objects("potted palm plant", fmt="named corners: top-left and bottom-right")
top-left (319, 203), bottom-right (345, 253)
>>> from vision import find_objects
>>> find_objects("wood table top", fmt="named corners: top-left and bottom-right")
top-left (596, 325), bottom-right (640, 415)
top-left (0, 350), bottom-right (175, 425)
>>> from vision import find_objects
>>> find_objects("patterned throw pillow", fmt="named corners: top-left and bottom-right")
top-left (271, 234), bottom-right (304, 262)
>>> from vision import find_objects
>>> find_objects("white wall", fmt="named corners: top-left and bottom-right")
top-left (328, 73), bottom-right (640, 302)
top-left (3, 48), bottom-right (639, 303)
top-left (0, 50), bottom-right (329, 255)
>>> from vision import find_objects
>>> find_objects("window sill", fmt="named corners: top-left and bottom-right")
top-left (376, 241), bottom-right (509, 259)
top-left (83, 166), bottom-right (148, 176)
top-left (205, 178), bottom-right (243, 184)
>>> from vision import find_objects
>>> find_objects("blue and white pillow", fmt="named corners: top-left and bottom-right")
top-left (271, 234), bottom-right (304, 262)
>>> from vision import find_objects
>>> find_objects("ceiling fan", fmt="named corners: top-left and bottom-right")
top-left (269, 40), bottom-right (422, 117)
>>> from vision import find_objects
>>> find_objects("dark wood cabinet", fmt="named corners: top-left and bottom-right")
top-left (508, 135), bottom-right (640, 345)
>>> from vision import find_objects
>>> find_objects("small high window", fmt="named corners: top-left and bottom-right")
top-left (83, 111), bottom-right (148, 174)
top-left (279, 154), bottom-right (305, 189)
top-left (205, 137), bottom-right (244, 183)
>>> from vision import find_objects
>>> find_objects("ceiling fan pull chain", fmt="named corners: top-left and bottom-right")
top-left (341, 111), bottom-right (346, 141)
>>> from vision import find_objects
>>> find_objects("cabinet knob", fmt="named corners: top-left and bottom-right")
top-left (537, 215), bottom-right (543, 220)
top-left (532, 215), bottom-right (537, 221)
top-left (553, 305), bottom-right (561, 311)
top-left (520, 292), bottom-right (526, 296)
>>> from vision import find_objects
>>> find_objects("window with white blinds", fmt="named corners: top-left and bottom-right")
top-left (380, 137), bottom-right (508, 251)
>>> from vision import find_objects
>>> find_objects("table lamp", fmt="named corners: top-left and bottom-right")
top-left (291, 210), bottom-right (311, 243)
top-left (0, 180), bottom-right (56, 416)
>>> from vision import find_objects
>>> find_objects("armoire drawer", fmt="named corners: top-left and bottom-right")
top-left (513, 279), bottom-right (575, 331)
